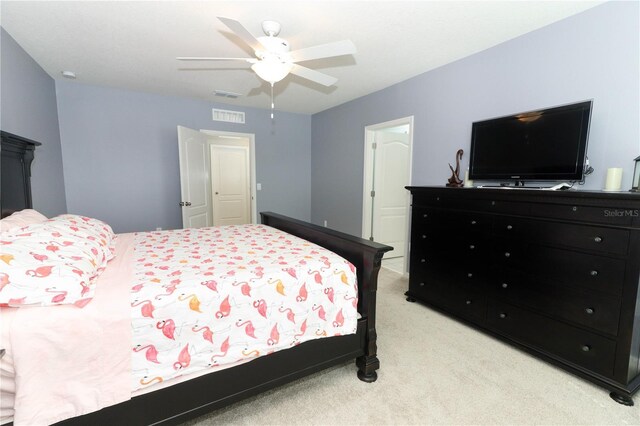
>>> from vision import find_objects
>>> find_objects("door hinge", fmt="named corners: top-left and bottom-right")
top-left (371, 190), bottom-right (375, 197)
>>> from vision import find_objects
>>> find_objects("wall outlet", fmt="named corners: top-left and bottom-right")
top-left (323, 220), bottom-right (327, 227)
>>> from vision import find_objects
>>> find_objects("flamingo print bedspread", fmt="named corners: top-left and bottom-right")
top-left (131, 224), bottom-right (357, 390)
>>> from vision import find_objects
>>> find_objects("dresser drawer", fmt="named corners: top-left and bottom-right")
top-left (412, 194), bottom-right (447, 207)
top-left (410, 254), bottom-right (488, 284)
top-left (409, 267), bottom-right (487, 321)
top-left (412, 208), bottom-right (490, 235)
top-left (446, 288), bottom-right (487, 321)
top-left (414, 237), bottom-right (490, 265)
top-left (449, 198), bottom-right (531, 216)
top-left (492, 216), bottom-right (534, 239)
top-left (412, 194), bottom-right (482, 209)
top-left (487, 301), bottom-right (617, 377)
top-left (409, 267), bottom-right (457, 307)
top-left (529, 247), bottom-right (626, 296)
top-left (486, 199), bottom-right (531, 216)
top-left (413, 195), bottom-right (529, 216)
top-left (533, 203), bottom-right (634, 226)
top-left (492, 239), bottom-right (527, 266)
top-left (536, 222), bottom-right (629, 255)
top-left (493, 269), bottom-right (622, 336)
top-left (412, 207), bottom-right (440, 226)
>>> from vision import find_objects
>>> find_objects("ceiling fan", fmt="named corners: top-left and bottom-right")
top-left (177, 17), bottom-right (357, 116)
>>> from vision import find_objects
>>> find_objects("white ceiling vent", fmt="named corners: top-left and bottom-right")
top-left (213, 89), bottom-right (242, 99)
top-left (212, 108), bottom-right (245, 124)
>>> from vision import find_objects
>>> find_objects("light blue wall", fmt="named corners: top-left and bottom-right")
top-left (56, 81), bottom-right (311, 233)
top-left (311, 2), bottom-right (640, 236)
top-left (1, 27), bottom-right (67, 217)
top-left (4, 2), bottom-right (638, 236)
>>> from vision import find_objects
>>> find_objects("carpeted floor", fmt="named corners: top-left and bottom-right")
top-left (183, 268), bottom-right (640, 425)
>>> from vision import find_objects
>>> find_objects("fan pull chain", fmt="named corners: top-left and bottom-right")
top-left (270, 83), bottom-right (275, 119)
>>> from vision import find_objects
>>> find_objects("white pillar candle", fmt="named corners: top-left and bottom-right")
top-left (604, 167), bottom-right (623, 191)
top-left (464, 169), bottom-right (473, 187)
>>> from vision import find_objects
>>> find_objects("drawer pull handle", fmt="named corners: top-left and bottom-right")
top-left (572, 206), bottom-right (578, 212)
top-left (422, 235), bottom-right (427, 239)
top-left (465, 300), bottom-right (472, 305)
top-left (471, 220), bottom-right (477, 225)
top-left (419, 282), bottom-right (425, 287)
top-left (506, 225), bottom-right (513, 230)
top-left (581, 345), bottom-right (591, 352)
top-left (467, 273), bottom-right (473, 278)
top-left (423, 213), bottom-right (428, 218)
top-left (585, 308), bottom-right (595, 315)
top-left (594, 236), bottom-right (603, 243)
top-left (420, 258), bottom-right (426, 263)
top-left (504, 252), bottom-right (511, 258)
top-left (499, 313), bottom-right (507, 319)
top-left (501, 283), bottom-right (508, 289)
top-left (469, 245), bottom-right (475, 250)
top-left (436, 197), bottom-right (440, 201)
top-left (590, 270), bottom-right (599, 277)
top-left (491, 201), bottom-right (496, 206)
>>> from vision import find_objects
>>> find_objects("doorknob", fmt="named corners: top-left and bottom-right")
top-left (215, 192), bottom-right (219, 195)
top-left (180, 201), bottom-right (192, 207)
top-left (185, 201), bottom-right (192, 206)
top-left (179, 202), bottom-right (185, 207)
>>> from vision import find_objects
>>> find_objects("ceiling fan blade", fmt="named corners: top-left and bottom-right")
top-left (177, 57), bottom-right (256, 63)
top-left (289, 40), bottom-right (356, 63)
top-left (290, 64), bottom-right (338, 87)
top-left (218, 17), bottom-right (265, 53)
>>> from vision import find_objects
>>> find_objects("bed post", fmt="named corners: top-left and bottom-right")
top-left (355, 247), bottom-right (386, 382)
top-left (260, 212), bottom-right (392, 382)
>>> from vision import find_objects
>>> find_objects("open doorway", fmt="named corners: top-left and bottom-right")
top-left (362, 117), bottom-right (413, 274)
top-left (177, 126), bottom-right (257, 228)
top-left (202, 130), bottom-right (257, 225)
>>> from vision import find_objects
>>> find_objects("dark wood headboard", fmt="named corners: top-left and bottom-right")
top-left (1, 131), bottom-right (41, 218)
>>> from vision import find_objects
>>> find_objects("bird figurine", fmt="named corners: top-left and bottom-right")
top-left (446, 149), bottom-right (464, 187)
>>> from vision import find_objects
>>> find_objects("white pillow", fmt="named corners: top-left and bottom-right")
top-left (0, 215), bottom-right (116, 307)
top-left (0, 209), bottom-right (48, 234)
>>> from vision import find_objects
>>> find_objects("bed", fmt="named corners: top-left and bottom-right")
top-left (0, 131), bottom-right (392, 425)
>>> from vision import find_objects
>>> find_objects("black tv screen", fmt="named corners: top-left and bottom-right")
top-left (469, 100), bottom-right (592, 182)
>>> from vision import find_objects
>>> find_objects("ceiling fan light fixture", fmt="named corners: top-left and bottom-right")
top-left (251, 60), bottom-right (293, 83)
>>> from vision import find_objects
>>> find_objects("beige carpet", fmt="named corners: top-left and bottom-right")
top-left (184, 268), bottom-right (640, 425)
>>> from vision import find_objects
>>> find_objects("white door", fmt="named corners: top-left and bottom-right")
top-left (178, 126), bottom-right (213, 228)
top-left (371, 129), bottom-right (410, 259)
top-left (210, 144), bottom-right (251, 226)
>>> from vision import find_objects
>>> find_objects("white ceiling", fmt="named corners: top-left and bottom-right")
top-left (1, 1), bottom-right (603, 115)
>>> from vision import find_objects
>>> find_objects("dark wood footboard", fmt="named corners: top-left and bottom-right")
top-left (54, 213), bottom-right (391, 426)
top-left (261, 212), bottom-right (393, 381)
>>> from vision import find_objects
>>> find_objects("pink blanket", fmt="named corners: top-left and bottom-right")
top-left (1, 234), bottom-right (134, 425)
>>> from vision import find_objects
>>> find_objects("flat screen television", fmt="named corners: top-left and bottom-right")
top-left (468, 100), bottom-right (592, 183)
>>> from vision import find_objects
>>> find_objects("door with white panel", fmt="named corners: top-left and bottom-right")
top-left (177, 126), bottom-right (213, 229)
top-left (371, 129), bottom-right (410, 259)
top-left (210, 144), bottom-right (251, 226)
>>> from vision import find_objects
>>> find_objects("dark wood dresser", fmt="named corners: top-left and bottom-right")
top-left (406, 186), bottom-right (640, 404)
